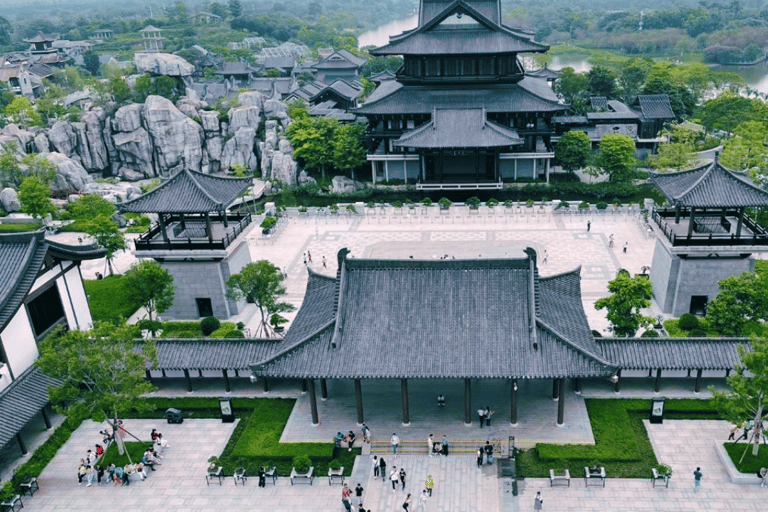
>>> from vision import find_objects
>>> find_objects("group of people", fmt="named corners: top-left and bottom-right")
top-left (476, 406), bottom-right (495, 428)
top-left (341, 483), bottom-right (366, 512)
top-left (425, 433), bottom-right (450, 456)
top-left (476, 441), bottom-right (495, 467)
top-left (334, 424), bottom-right (372, 451)
top-left (369, 456), bottom-right (434, 512)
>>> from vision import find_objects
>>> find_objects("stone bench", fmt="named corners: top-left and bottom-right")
top-left (651, 468), bottom-right (670, 488)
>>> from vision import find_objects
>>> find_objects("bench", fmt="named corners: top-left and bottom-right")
top-left (584, 467), bottom-right (606, 487)
top-left (1, 495), bottom-right (22, 512)
top-left (651, 468), bottom-right (670, 488)
top-left (205, 466), bottom-right (223, 486)
top-left (290, 467), bottom-right (314, 486)
top-left (233, 468), bottom-right (247, 486)
top-left (549, 469), bottom-right (570, 487)
top-left (19, 477), bottom-right (38, 497)
top-left (264, 467), bottom-right (277, 485)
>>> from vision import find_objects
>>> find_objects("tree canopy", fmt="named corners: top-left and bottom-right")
top-left (18, 176), bottom-right (56, 219)
top-left (594, 133), bottom-right (637, 182)
top-left (647, 125), bottom-right (697, 172)
top-left (331, 123), bottom-right (367, 176)
top-left (226, 260), bottom-right (295, 338)
top-left (123, 261), bottom-right (175, 328)
top-left (35, 323), bottom-right (158, 450)
top-left (595, 269), bottom-right (653, 337)
top-left (706, 271), bottom-right (768, 335)
top-left (554, 130), bottom-right (591, 172)
top-left (719, 121), bottom-right (768, 171)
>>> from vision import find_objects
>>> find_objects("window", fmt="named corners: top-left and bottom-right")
top-left (196, 298), bottom-right (213, 318)
top-left (27, 284), bottom-right (66, 337)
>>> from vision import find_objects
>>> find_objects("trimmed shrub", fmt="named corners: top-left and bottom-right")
top-left (689, 328), bottom-right (707, 336)
top-left (579, 201), bottom-right (590, 209)
top-left (487, 198), bottom-right (499, 207)
top-left (678, 313), bottom-right (699, 331)
top-left (260, 216), bottom-right (277, 230)
top-left (466, 196), bottom-right (481, 208)
top-left (596, 202), bottom-right (608, 210)
top-left (292, 455), bottom-right (312, 473)
top-left (438, 197), bottom-right (452, 209)
top-left (201, 316), bottom-right (221, 336)
top-left (640, 329), bottom-right (660, 337)
top-left (420, 198), bottom-right (433, 207)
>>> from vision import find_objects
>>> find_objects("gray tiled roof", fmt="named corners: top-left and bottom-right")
top-left (421, 0), bottom-right (501, 25)
top-left (526, 65), bottom-right (560, 80)
top-left (393, 108), bottom-right (523, 148)
top-left (155, 339), bottom-right (281, 371)
top-left (590, 97), bottom-right (608, 110)
top-left (312, 49), bottom-right (367, 69)
top-left (650, 161), bottom-right (768, 208)
top-left (586, 111), bottom-right (638, 121)
top-left (637, 94), bottom-right (675, 119)
top-left (0, 232), bottom-right (104, 334)
top-left (597, 338), bottom-right (748, 370)
top-left (354, 78), bottom-right (565, 115)
top-left (120, 169), bottom-right (252, 213)
top-left (0, 367), bottom-right (61, 450)
top-left (252, 251), bottom-right (615, 380)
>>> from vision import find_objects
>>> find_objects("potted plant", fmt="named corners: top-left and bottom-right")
top-left (392, 200), bottom-right (403, 209)
top-left (487, 198), bottom-right (499, 208)
top-left (612, 198), bottom-right (622, 210)
top-left (366, 201), bottom-right (375, 209)
top-left (596, 201), bottom-right (608, 210)
top-left (540, 196), bottom-right (549, 209)
top-left (438, 197), bottom-right (452, 210)
top-left (525, 199), bottom-right (535, 208)
top-left (261, 216), bottom-right (277, 234)
top-left (420, 198), bottom-right (433, 207)
top-left (329, 204), bottom-right (339, 214)
top-left (504, 199), bottom-right (514, 208)
top-left (345, 204), bottom-right (357, 214)
top-left (467, 196), bottom-right (481, 210)
top-left (298, 206), bottom-right (308, 215)
top-left (292, 455), bottom-right (312, 475)
top-left (656, 463), bottom-right (672, 477)
top-left (270, 313), bottom-right (288, 333)
top-left (404, 198), bottom-right (415, 210)
top-left (587, 461), bottom-right (602, 475)
top-left (558, 201), bottom-right (570, 210)
top-left (579, 201), bottom-right (589, 210)
top-left (208, 456), bottom-right (221, 473)
top-left (328, 459), bottom-right (343, 476)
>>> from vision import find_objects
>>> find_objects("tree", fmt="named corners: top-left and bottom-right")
top-left (720, 121), bottom-right (768, 171)
top-left (123, 261), bottom-right (175, 333)
top-left (332, 123), bottom-right (367, 179)
top-left (618, 61), bottom-right (649, 104)
top-left (554, 130), bottom-right (591, 172)
top-left (554, 67), bottom-right (589, 111)
top-left (711, 335), bottom-right (768, 459)
top-left (594, 133), bottom-right (637, 183)
top-left (285, 112), bottom-right (338, 178)
top-left (595, 269), bottom-right (653, 337)
top-left (83, 50), bottom-right (100, 76)
top-left (18, 176), bottom-right (56, 219)
top-left (706, 271), bottom-right (768, 335)
top-left (697, 92), bottom-right (765, 135)
top-left (64, 193), bottom-right (116, 220)
top-left (5, 96), bottom-right (42, 126)
top-left (22, 153), bottom-right (57, 185)
top-left (85, 216), bottom-right (127, 276)
top-left (210, 2), bottom-right (229, 18)
top-left (229, 0), bottom-right (242, 18)
top-left (0, 16), bottom-right (12, 46)
top-left (226, 260), bottom-right (295, 338)
top-left (587, 66), bottom-right (617, 99)
top-left (0, 142), bottom-right (22, 186)
top-left (648, 126), bottom-right (697, 172)
top-left (35, 322), bottom-right (158, 454)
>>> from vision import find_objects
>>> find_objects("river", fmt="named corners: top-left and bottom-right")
top-left (358, 21), bottom-right (768, 94)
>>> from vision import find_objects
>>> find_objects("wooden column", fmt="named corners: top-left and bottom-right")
top-left (557, 377), bottom-right (566, 426)
top-left (145, 369), bottom-right (152, 382)
top-left (614, 369), bottom-right (621, 393)
top-left (307, 379), bottom-right (319, 425)
top-left (262, 377), bottom-right (270, 393)
top-left (510, 379), bottom-right (518, 425)
top-left (222, 210), bottom-right (229, 228)
top-left (675, 205), bottom-right (681, 224)
top-left (574, 378), bottom-right (582, 394)
top-left (354, 379), bottom-right (364, 425)
top-left (400, 379), bottom-right (410, 425)
top-left (694, 369), bottom-right (703, 393)
top-left (464, 378), bottom-right (472, 425)
top-left (16, 433), bottom-right (27, 455)
top-left (205, 212), bottom-right (213, 242)
top-left (552, 379), bottom-right (559, 400)
top-left (736, 208), bottom-right (744, 237)
top-left (183, 369), bottom-right (193, 392)
top-left (687, 208), bottom-right (696, 238)
top-left (159, 213), bottom-right (169, 243)
top-left (655, 369), bottom-right (662, 393)
top-left (223, 369), bottom-right (230, 393)
top-left (320, 378), bottom-right (329, 400)
top-left (301, 379), bottom-right (308, 393)
top-left (41, 407), bottom-right (52, 429)
top-left (180, 213), bottom-right (186, 229)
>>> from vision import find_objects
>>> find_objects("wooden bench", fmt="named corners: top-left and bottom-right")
top-left (290, 467), bottom-right (314, 486)
top-left (549, 469), bottom-right (570, 487)
top-left (1, 494), bottom-right (22, 512)
top-left (651, 468), bottom-right (670, 488)
top-left (584, 467), bottom-right (606, 487)
top-left (19, 477), bottom-right (38, 497)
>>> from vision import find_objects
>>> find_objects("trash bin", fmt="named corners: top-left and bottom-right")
top-left (166, 408), bottom-right (183, 424)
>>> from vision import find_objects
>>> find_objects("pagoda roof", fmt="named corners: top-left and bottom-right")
top-left (120, 169), bottom-right (252, 214)
top-left (140, 25), bottom-right (162, 32)
top-left (393, 108), bottom-right (523, 148)
top-left (311, 49), bottom-right (367, 70)
top-left (526, 64), bottom-right (560, 80)
top-left (251, 249), bottom-right (616, 380)
top-left (353, 78), bottom-right (566, 115)
top-left (24, 32), bottom-right (58, 43)
top-left (420, 0), bottom-right (501, 27)
top-left (650, 160), bottom-right (768, 208)
top-left (373, 0), bottom-right (546, 56)
top-left (597, 337), bottom-right (747, 371)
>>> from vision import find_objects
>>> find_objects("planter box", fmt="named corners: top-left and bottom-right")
top-left (715, 441), bottom-right (764, 485)
top-left (328, 467), bottom-right (345, 485)
top-left (290, 467), bottom-right (314, 485)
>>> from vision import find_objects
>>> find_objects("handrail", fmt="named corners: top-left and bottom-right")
top-left (652, 208), bottom-right (768, 246)
top-left (134, 213), bottom-right (252, 251)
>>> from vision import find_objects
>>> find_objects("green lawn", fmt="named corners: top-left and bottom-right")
top-left (723, 442), bottom-right (768, 474)
top-left (0, 222), bottom-right (42, 233)
top-left (83, 275), bottom-right (140, 323)
top-left (100, 441), bottom-right (153, 467)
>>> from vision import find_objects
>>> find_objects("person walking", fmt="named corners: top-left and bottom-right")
top-left (425, 475), bottom-right (434, 496)
top-left (427, 434), bottom-right (434, 456)
top-left (85, 465), bottom-right (95, 487)
top-left (390, 467), bottom-right (399, 492)
top-left (759, 467), bottom-right (768, 487)
top-left (347, 430), bottom-right (357, 451)
top-left (442, 435), bottom-right (449, 456)
top-left (485, 441), bottom-right (495, 465)
top-left (322, 255), bottom-right (327, 268)
top-left (355, 483), bottom-right (365, 505)
top-left (587, 220), bottom-right (591, 232)
top-left (372, 456), bottom-right (380, 478)
top-left (391, 433), bottom-right (400, 454)
top-left (342, 484), bottom-right (352, 511)
top-left (307, 250), bottom-right (312, 263)
top-left (728, 425), bottom-right (739, 440)
top-left (419, 490), bottom-right (429, 512)
top-left (477, 408), bottom-right (485, 428)
top-left (362, 423), bottom-right (371, 443)
top-left (303, 253), bottom-right (307, 265)
top-left (609, 234), bottom-right (614, 248)
top-left (77, 461), bottom-right (87, 484)
top-left (258, 466), bottom-right (266, 487)
top-left (693, 467), bottom-right (703, 492)
top-left (399, 467), bottom-right (407, 490)
top-left (402, 493), bottom-right (412, 512)
top-left (379, 457), bottom-right (387, 481)
top-left (623, 242), bottom-right (628, 253)
top-left (543, 249), bottom-right (548, 264)
top-left (485, 406), bottom-right (494, 426)
top-left (476, 446), bottom-right (484, 467)
top-left (534, 491), bottom-right (543, 510)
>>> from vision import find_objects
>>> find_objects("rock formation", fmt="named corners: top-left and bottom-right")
top-left (142, 95), bottom-right (204, 176)
top-left (0, 188), bottom-right (20, 212)
top-left (134, 53), bottom-right (195, 76)
top-left (44, 152), bottom-right (94, 191)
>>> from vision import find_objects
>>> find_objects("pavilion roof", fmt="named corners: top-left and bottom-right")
top-left (24, 32), bottom-right (58, 43)
top-left (153, 339), bottom-right (281, 371)
top-left (650, 161), bottom-right (768, 208)
top-left (119, 169), bottom-right (252, 214)
top-left (393, 108), bottom-right (523, 148)
top-left (353, 78), bottom-right (566, 115)
top-left (251, 249), bottom-right (616, 380)
top-left (373, 0), bottom-right (546, 56)
top-left (526, 64), bottom-right (560, 80)
top-left (311, 49), bottom-right (367, 69)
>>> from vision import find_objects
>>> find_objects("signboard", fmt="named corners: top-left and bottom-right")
top-left (219, 398), bottom-right (235, 423)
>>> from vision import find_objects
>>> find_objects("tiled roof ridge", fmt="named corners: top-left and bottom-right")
top-left (330, 256), bottom-right (347, 349)
top-left (0, 233), bottom-right (40, 318)
top-left (306, 266), bottom-right (337, 283)
top-left (185, 168), bottom-right (225, 210)
top-left (598, 336), bottom-right (750, 343)
top-left (536, 318), bottom-right (616, 371)
top-left (538, 266), bottom-right (582, 282)
top-left (517, 79), bottom-right (564, 106)
top-left (251, 321), bottom-right (335, 371)
top-left (343, 256), bottom-right (530, 270)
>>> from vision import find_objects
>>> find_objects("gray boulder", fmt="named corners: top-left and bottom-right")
top-left (200, 111), bottom-right (220, 134)
top-left (238, 91), bottom-right (265, 108)
top-left (44, 152), bottom-right (94, 191)
top-left (298, 170), bottom-right (317, 186)
top-left (112, 104), bottom-right (144, 133)
top-left (270, 151), bottom-right (297, 186)
top-left (0, 188), bottom-right (20, 212)
top-left (72, 110), bottom-right (109, 171)
top-left (134, 53), bottom-right (194, 76)
top-left (82, 181), bottom-right (142, 202)
top-left (331, 175), bottom-right (365, 194)
top-left (34, 133), bottom-right (50, 153)
top-left (118, 167), bottom-right (145, 181)
top-left (142, 95), bottom-right (204, 175)
top-left (48, 121), bottom-right (77, 157)
top-left (228, 106), bottom-right (261, 136)
top-left (112, 128), bottom-right (154, 178)
top-left (221, 127), bottom-right (257, 172)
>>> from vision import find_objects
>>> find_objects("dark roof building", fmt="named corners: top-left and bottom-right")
top-left (353, 0), bottom-right (567, 189)
top-left (311, 49), bottom-right (367, 84)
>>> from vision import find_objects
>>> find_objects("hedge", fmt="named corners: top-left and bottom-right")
top-left (83, 276), bottom-right (140, 323)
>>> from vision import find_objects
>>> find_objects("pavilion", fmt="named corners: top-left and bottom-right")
top-left (649, 159), bottom-right (768, 315)
top-left (120, 169), bottom-right (254, 319)
top-left (251, 248), bottom-right (617, 426)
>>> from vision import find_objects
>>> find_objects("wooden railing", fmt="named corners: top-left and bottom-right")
top-left (134, 213), bottom-right (252, 251)
top-left (651, 208), bottom-right (768, 247)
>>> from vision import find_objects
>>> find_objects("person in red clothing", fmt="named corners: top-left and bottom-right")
top-left (342, 484), bottom-right (352, 511)
top-left (95, 444), bottom-right (104, 457)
